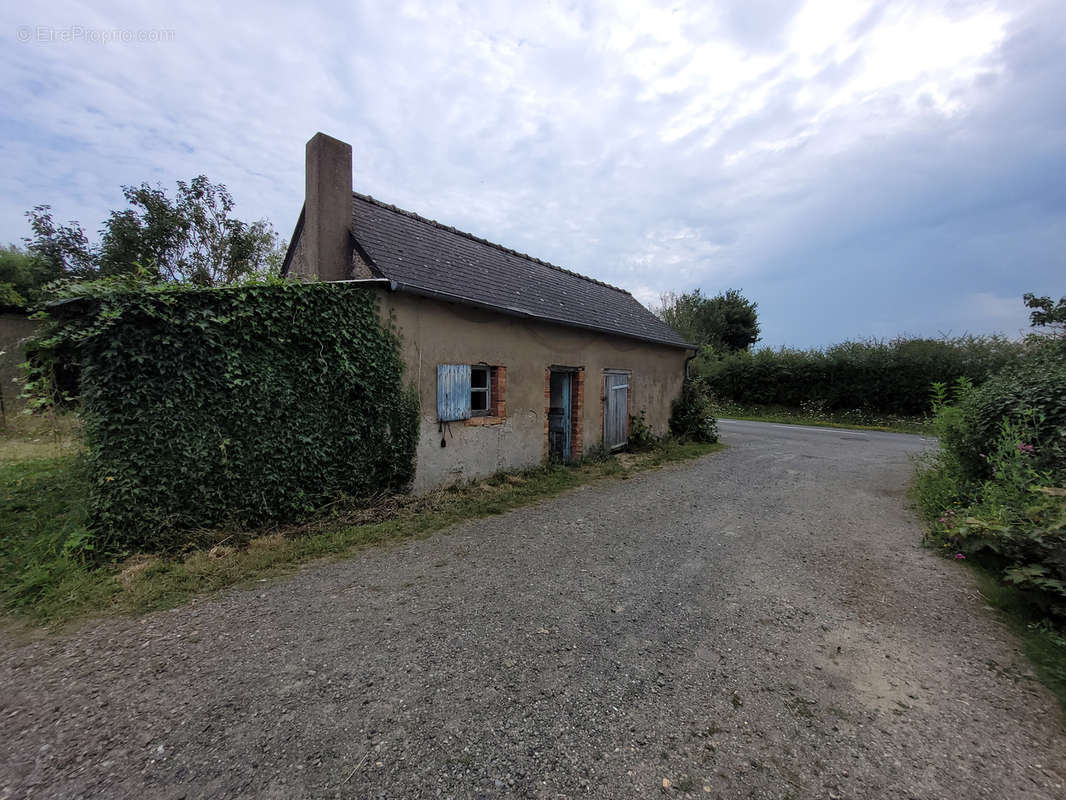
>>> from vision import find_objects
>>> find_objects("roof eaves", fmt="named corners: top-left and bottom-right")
top-left (388, 281), bottom-right (694, 350)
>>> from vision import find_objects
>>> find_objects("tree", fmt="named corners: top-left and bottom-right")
top-left (98, 176), bottom-right (281, 285)
top-left (703, 288), bottom-right (760, 352)
top-left (656, 290), bottom-right (705, 345)
top-left (24, 206), bottom-right (96, 279)
top-left (656, 288), bottom-right (760, 352)
top-left (1024, 292), bottom-right (1066, 332)
top-left (24, 176), bottom-right (283, 288)
top-left (0, 244), bottom-right (65, 307)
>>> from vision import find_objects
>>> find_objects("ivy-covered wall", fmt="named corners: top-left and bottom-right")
top-left (40, 282), bottom-right (418, 552)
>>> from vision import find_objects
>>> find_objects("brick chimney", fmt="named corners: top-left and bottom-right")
top-left (302, 132), bottom-right (353, 281)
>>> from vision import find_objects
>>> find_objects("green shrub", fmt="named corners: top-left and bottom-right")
top-left (917, 343), bottom-right (1066, 621)
top-left (942, 337), bottom-right (1066, 485)
top-left (920, 416), bottom-right (1066, 618)
top-left (28, 280), bottom-right (419, 553)
top-left (703, 335), bottom-right (1021, 416)
top-left (627, 409), bottom-right (657, 451)
top-left (669, 377), bottom-right (719, 443)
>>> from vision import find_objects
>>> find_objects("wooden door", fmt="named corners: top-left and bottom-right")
top-left (548, 371), bottom-right (572, 462)
top-left (603, 372), bottom-right (629, 450)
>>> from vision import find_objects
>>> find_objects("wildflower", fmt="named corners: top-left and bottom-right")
top-left (1016, 442), bottom-right (1035, 455)
top-left (954, 553), bottom-right (966, 560)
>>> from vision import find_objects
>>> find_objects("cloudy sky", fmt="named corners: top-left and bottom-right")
top-left (2, 0), bottom-right (1063, 347)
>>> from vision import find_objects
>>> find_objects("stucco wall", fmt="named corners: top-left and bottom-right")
top-left (0, 314), bottom-right (40, 416)
top-left (379, 290), bottom-right (689, 492)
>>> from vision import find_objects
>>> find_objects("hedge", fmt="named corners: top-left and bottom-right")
top-left (33, 281), bottom-right (418, 552)
top-left (702, 336), bottom-right (1023, 416)
top-left (941, 336), bottom-right (1066, 485)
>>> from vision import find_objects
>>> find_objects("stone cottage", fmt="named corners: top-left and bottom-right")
top-left (282, 133), bottom-right (693, 491)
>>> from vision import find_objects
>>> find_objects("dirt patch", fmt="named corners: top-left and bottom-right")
top-left (816, 623), bottom-right (931, 715)
top-left (116, 555), bottom-right (159, 586)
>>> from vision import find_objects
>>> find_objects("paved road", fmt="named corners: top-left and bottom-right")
top-left (2, 420), bottom-right (1063, 799)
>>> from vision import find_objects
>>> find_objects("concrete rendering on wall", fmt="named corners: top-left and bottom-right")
top-left (0, 313), bottom-right (39, 417)
top-left (380, 290), bottom-right (687, 492)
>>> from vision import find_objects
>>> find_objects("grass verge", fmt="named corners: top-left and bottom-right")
top-left (967, 563), bottom-right (1066, 710)
top-left (0, 438), bottom-right (723, 630)
top-left (0, 411), bottom-right (84, 462)
top-left (911, 450), bottom-right (1066, 716)
top-left (715, 402), bottom-right (933, 435)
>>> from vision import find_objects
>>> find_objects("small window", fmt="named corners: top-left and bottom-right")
top-left (470, 365), bottom-right (491, 415)
top-left (437, 364), bottom-right (506, 423)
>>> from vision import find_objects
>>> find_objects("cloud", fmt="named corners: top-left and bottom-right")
top-left (1, 0), bottom-right (1063, 347)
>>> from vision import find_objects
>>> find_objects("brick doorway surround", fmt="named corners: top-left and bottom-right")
top-left (544, 366), bottom-right (584, 462)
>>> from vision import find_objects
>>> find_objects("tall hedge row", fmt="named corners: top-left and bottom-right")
top-left (702, 336), bottom-right (1023, 416)
top-left (40, 282), bottom-right (418, 552)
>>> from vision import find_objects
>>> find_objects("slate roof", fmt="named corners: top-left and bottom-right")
top-left (341, 193), bottom-right (692, 349)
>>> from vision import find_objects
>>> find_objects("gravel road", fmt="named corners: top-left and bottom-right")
top-left (2, 419), bottom-right (1064, 799)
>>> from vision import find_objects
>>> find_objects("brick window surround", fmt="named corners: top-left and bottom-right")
top-left (464, 365), bottom-right (507, 426)
top-left (543, 367), bottom-right (584, 461)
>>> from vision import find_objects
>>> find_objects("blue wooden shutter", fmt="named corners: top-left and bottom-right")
top-left (437, 364), bottom-right (472, 421)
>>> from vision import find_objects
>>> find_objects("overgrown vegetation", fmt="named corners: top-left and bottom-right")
top-left (915, 356), bottom-right (1066, 617)
top-left (0, 437), bottom-right (723, 628)
top-left (913, 330), bottom-right (1066, 706)
top-left (27, 279), bottom-right (419, 554)
top-left (702, 335), bottom-right (1022, 417)
top-left (669, 377), bottom-right (720, 443)
top-left (627, 409), bottom-right (657, 450)
top-left (935, 339), bottom-right (1066, 484)
top-left (0, 454), bottom-right (111, 621)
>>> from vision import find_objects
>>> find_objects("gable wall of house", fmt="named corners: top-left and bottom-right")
top-left (285, 223), bottom-right (375, 280)
top-left (285, 226), bottom-right (313, 280)
top-left (378, 290), bottom-right (687, 492)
